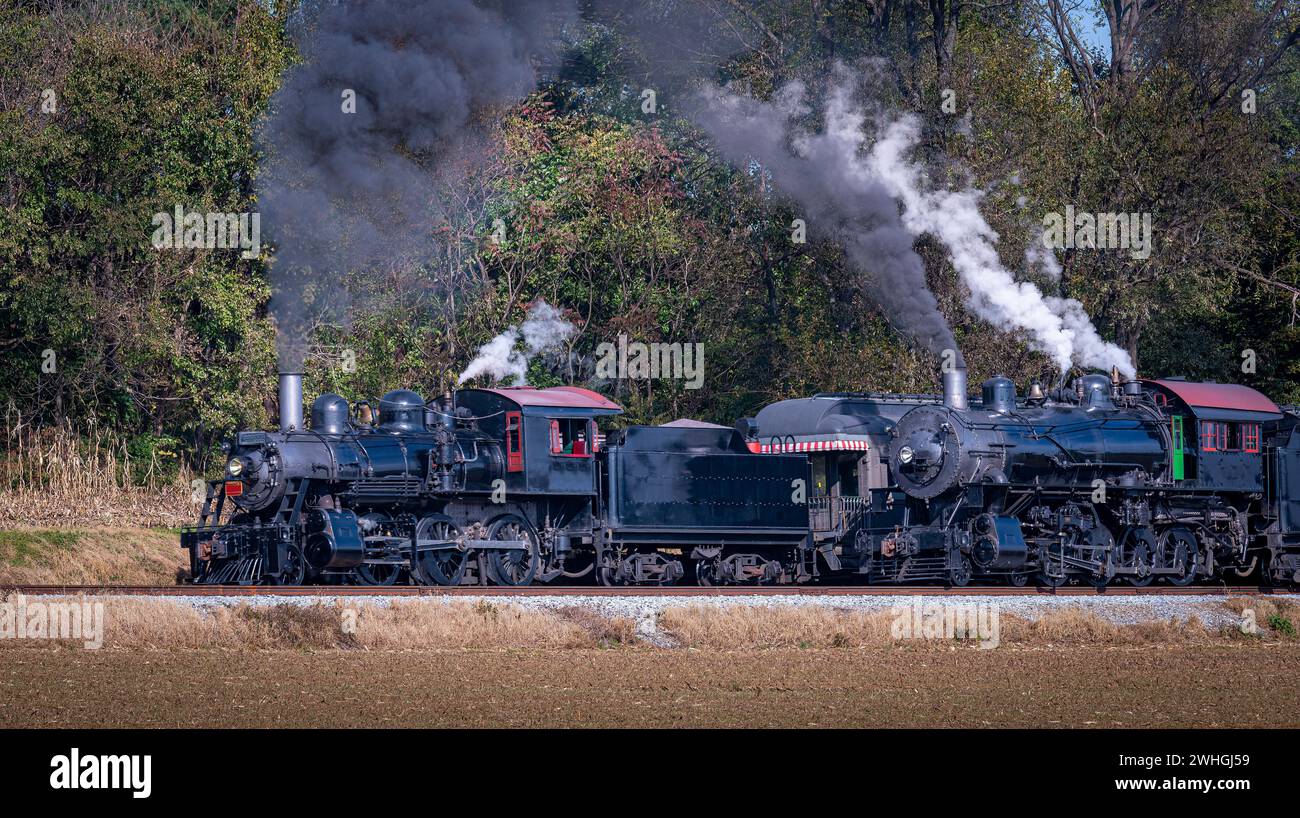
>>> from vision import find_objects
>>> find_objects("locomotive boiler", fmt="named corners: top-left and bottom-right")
top-left (187, 377), bottom-right (518, 585)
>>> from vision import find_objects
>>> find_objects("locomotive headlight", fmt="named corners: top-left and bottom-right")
top-left (226, 457), bottom-right (244, 478)
top-left (898, 445), bottom-right (914, 465)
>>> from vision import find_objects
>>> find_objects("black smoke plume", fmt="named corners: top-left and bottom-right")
top-left (688, 73), bottom-right (964, 367)
top-left (258, 0), bottom-right (575, 370)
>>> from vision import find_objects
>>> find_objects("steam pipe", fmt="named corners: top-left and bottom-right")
top-left (279, 372), bottom-right (304, 432)
top-left (942, 366), bottom-right (968, 410)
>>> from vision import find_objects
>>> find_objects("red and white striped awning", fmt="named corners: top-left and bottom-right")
top-left (757, 439), bottom-right (870, 454)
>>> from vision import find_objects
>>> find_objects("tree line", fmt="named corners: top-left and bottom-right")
top-left (1, 0), bottom-right (1296, 479)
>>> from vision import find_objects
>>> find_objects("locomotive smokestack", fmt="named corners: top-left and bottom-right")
top-left (943, 366), bottom-right (968, 410)
top-left (279, 372), bottom-right (304, 432)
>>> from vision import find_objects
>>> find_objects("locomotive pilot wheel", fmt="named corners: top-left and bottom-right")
top-left (948, 556), bottom-right (973, 587)
top-left (484, 515), bottom-right (540, 586)
top-left (355, 513), bottom-right (402, 586)
top-left (270, 543), bottom-right (306, 586)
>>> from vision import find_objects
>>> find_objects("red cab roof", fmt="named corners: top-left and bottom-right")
top-left (474, 386), bottom-right (622, 412)
top-left (1144, 380), bottom-right (1280, 415)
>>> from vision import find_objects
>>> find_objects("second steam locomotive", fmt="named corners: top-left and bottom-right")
top-left (183, 368), bottom-right (1300, 587)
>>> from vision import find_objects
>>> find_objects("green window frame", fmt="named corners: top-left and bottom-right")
top-left (1171, 415), bottom-right (1185, 481)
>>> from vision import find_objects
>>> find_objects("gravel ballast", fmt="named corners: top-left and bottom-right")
top-left (113, 591), bottom-right (1298, 636)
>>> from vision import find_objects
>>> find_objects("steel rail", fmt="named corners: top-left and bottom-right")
top-left (0, 584), bottom-right (1286, 597)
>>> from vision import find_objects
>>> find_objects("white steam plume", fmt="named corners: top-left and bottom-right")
top-left (847, 95), bottom-right (1134, 378)
top-left (1025, 241), bottom-right (1064, 280)
top-left (694, 72), bottom-right (1134, 379)
top-left (690, 80), bottom-right (963, 365)
top-left (458, 301), bottom-right (576, 385)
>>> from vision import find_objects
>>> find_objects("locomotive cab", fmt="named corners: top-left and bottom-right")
top-left (454, 386), bottom-right (622, 496)
top-left (1142, 379), bottom-right (1281, 492)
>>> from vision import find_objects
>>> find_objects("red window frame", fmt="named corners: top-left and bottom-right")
top-left (1241, 422), bottom-right (1261, 454)
top-left (1200, 421), bottom-right (1228, 452)
top-left (548, 418), bottom-right (593, 459)
top-left (505, 411), bottom-right (523, 472)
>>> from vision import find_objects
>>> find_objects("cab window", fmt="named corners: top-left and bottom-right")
top-left (548, 418), bottom-right (591, 457)
top-left (505, 411), bottom-right (523, 472)
top-left (1235, 422), bottom-right (1261, 453)
top-left (1201, 421), bottom-right (1263, 453)
top-left (1200, 421), bottom-right (1228, 452)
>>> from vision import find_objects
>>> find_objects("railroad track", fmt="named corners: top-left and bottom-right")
top-left (0, 584), bottom-right (1287, 597)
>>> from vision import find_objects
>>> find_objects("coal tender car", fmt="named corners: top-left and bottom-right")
top-left (749, 367), bottom-right (1300, 587)
top-left (182, 375), bottom-right (811, 586)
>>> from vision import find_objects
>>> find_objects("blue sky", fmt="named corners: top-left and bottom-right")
top-left (1074, 8), bottom-right (1113, 59)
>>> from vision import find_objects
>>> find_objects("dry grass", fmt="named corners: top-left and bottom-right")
top-left (1, 596), bottom-right (1290, 653)
top-left (339, 599), bottom-right (638, 650)
top-left (0, 412), bottom-right (193, 528)
top-left (0, 596), bottom-right (640, 651)
top-left (550, 605), bottom-right (642, 646)
top-left (0, 528), bottom-right (188, 584)
top-left (1000, 607), bottom-right (1211, 645)
top-left (660, 605), bottom-right (897, 649)
top-left (659, 604), bottom-right (1225, 650)
top-left (1219, 597), bottom-right (1300, 638)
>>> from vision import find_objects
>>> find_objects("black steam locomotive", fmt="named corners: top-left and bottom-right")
top-left (182, 374), bottom-right (811, 586)
top-left (753, 368), bottom-right (1300, 586)
top-left (183, 369), bottom-right (1300, 587)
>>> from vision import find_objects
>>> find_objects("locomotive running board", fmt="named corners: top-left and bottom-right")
top-left (413, 538), bottom-right (527, 552)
